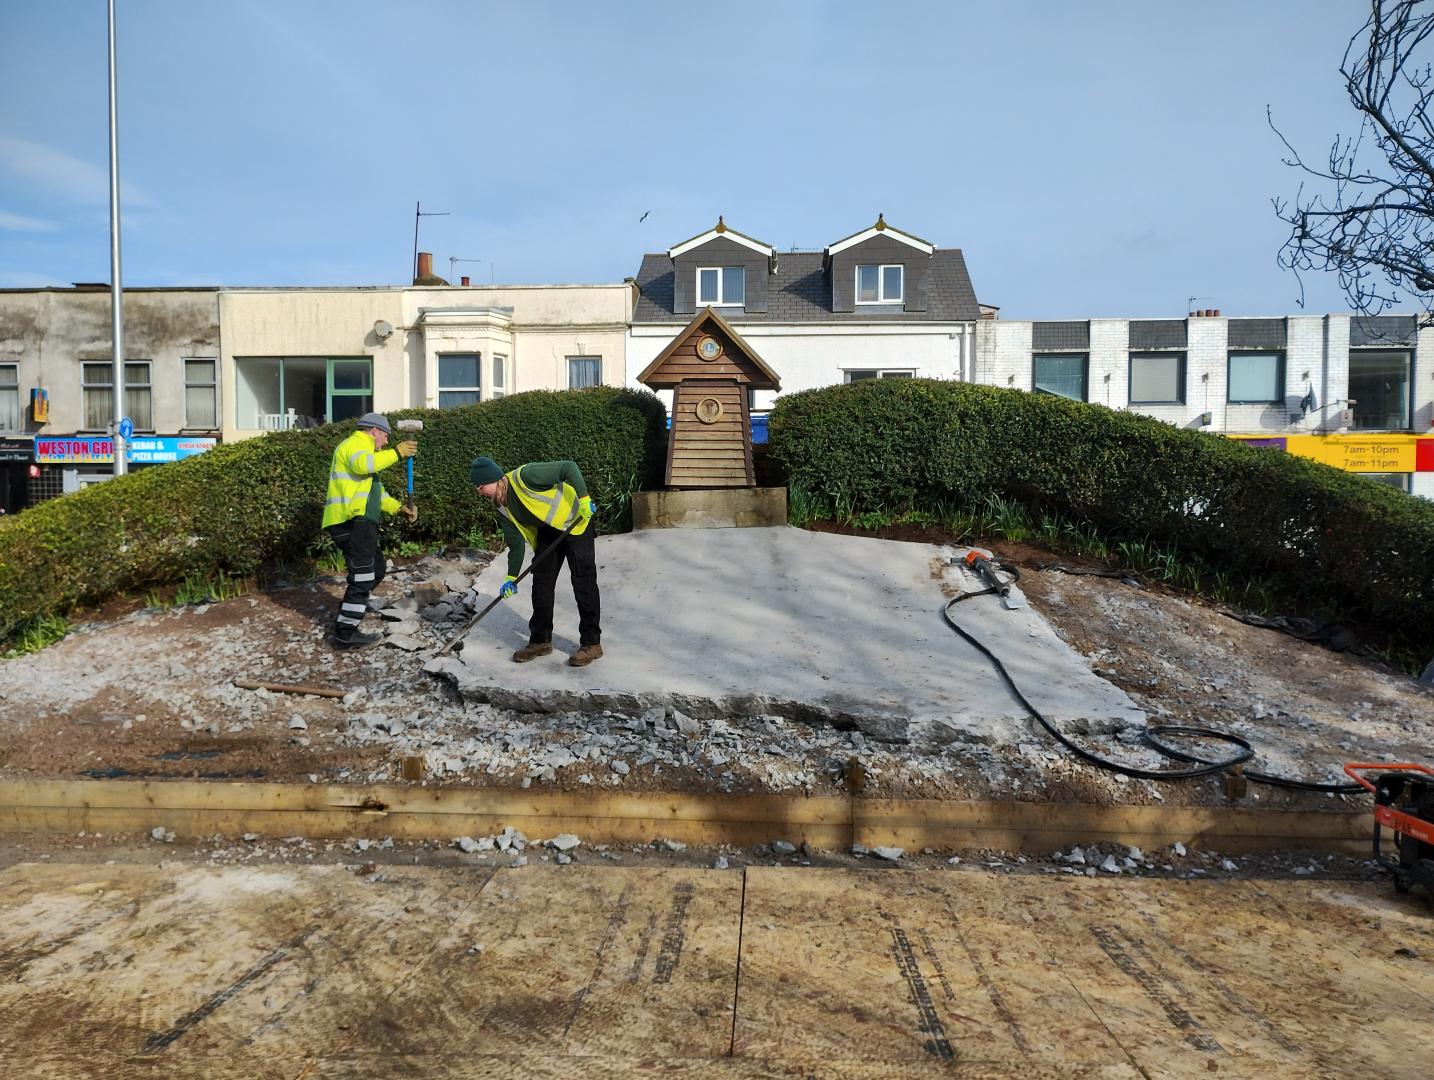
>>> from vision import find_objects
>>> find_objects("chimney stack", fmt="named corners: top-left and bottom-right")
top-left (416, 251), bottom-right (433, 283)
top-left (461, 276), bottom-right (470, 286)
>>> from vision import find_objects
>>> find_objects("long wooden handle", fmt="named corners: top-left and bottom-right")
top-left (233, 679), bottom-right (344, 699)
top-left (434, 517), bottom-right (582, 657)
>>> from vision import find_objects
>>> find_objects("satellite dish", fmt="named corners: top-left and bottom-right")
top-left (373, 319), bottom-right (394, 340)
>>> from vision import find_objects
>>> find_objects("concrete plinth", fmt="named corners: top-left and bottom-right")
top-left (632, 487), bottom-right (787, 530)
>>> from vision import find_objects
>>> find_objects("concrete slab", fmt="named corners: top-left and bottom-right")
top-left (426, 527), bottom-right (1143, 747)
top-left (2, 860), bottom-right (1430, 1078)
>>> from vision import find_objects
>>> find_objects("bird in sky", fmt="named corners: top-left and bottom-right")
top-left (639, 210), bottom-right (650, 223)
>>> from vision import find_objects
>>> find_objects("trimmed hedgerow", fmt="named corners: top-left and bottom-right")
top-left (768, 378), bottom-right (1434, 654)
top-left (0, 386), bottom-right (667, 641)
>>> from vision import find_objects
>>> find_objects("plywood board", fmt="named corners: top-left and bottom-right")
top-left (1, 861), bottom-right (1430, 1078)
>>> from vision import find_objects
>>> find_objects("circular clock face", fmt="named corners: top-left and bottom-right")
top-left (697, 335), bottom-right (723, 362)
top-left (696, 397), bottom-right (724, 424)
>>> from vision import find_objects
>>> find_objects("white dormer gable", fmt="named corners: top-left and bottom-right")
top-left (825, 214), bottom-right (934, 257)
top-left (668, 216), bottom-right (774, 259)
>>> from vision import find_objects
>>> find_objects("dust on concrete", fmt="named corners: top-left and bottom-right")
top-left (0, 532), bottom-right (1429, 813)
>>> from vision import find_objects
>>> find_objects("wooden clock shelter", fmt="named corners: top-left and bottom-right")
top-left (637, 307), bottom-right (782, 489)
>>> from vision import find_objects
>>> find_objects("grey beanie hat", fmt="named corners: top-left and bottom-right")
top-left (356, 412), bottom-right (391, 435)
top-left (470, 456), bottom-right (503, 485)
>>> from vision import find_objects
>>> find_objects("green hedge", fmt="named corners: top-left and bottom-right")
top-left (0, 386), bottom-right (667, 640)
top-left (769, 378), bottom-right (1434, 653)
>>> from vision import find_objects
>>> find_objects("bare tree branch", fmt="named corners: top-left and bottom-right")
top-left (1273, 0), bottom-right (1434, 313)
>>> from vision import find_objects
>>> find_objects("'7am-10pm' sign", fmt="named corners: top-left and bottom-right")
top-left (34, 437), bottom-right (217, 465)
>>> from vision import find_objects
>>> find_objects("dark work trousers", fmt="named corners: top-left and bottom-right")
top-left (527, 524), bottom-right (601, 647)
top-left (326, 519), bottom-right (384, 634)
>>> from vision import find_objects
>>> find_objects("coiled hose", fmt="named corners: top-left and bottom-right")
top-left (942, 560), bottom-right (1364, 793)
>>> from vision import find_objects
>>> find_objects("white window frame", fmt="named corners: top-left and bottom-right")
top-left (437, 352), bottom-right (483, 409)
top-left (856, 263), bottom-right (904, 304)
top-left (0, 363), bottom-right (18, 432)
top-left (183, 357), bottom-right (219, 430)
top-left (81, 361), bottom-right (114, 432)
top-left (567, 355), bottom-right (601, 389)
top-left (697, 266), bottom-right (745, 306)
top-left (844, 368), bottom-right (915, 382)
top-left (124, 360), bottom-right (153, 432)
top-left (492, 354), bottom-right (507, 400)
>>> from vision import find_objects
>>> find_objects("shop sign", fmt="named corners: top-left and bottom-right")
top-left (34, 436), bottom-right (217, 465)
top-left (0, 437), bottom-right (34, 463)
top-left (1229, 433), bottom-right (1434, 473)
top-left (1284, 434), bottom-right (1419, 473)
top-left (127, 437), bottom-right (216, 463)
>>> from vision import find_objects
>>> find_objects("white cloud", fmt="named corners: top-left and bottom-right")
top-left (0, 135), bottom-right (149, 206)
top-left (0, 210), bottom-right (57, 232)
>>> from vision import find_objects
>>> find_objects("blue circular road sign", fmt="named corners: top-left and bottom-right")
top-left (118, 417), bottom-right (133, 440)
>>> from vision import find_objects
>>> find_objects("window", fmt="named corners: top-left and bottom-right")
top-left (82, 362), bottom-right (113, 430)
top-left (1349, 349), bottom-right (1412, 430)
top-left (124, 362), bottom-right (153, 431)
top-left (438, 353), bottom-right (482, 409)
top-left (857, 264), bottom-right (904, 304)
top-left (1362, 472), bottom-right (1411, 493)
top-left (492, 354), bottom-right (506, 400)
top-left (1033, 354), bottom-right (1087, 401)
top-left (0, 364), bottom-right (17, 431)
top-left (568, 356), bottom-right (601, 389)
top-left (1227, 351), bottom-right (1283, 404)
top-left (234, 357), bottom-right (372, 429)
top-left (1129, 352), bottom-right (1185, 405)
top-left (697, 266), bottom-right (745, 306)
top-left (845, 369), bottom-right (914, 382)
top-left (184, 358), bottom-right (218, 429)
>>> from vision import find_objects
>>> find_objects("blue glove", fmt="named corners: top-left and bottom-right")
top-left (499, 576), bottom-right (518, 599)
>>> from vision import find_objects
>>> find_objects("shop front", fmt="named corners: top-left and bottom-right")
top-left (0, 436), bottom-right (34, 514)
top-left (30, 435), bottom-right (218, 502)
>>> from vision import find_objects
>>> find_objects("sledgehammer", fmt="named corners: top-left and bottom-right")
top-left (396, 418), bottom-right (423, 507)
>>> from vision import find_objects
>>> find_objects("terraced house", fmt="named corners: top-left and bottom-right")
top-left (0, 270), bottom-right (632, 511)
top-left (628, 216), bottom-right (982, 414)
top-left (977, 312), bottom-right (1434, 499)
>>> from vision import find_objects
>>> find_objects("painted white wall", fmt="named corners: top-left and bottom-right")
top-left (220, 284), bottom-right (632, 440)
top-left (402, 284), bottom-right (632, 400)
top-left (628, 321), bottom-right (973, 411)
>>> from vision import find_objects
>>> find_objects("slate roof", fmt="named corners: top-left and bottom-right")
top-left (631, 249), bottom-right (981, 323)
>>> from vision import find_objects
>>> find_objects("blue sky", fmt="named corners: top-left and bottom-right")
top-left (0, 1), bottom-right (1381, 317)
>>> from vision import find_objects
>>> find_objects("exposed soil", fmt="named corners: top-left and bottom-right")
top-left (0, 531), bottom-right (1429, 814)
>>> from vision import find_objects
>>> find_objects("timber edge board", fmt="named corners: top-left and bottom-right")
top-left (0, 779), bottom-right (1374, 855)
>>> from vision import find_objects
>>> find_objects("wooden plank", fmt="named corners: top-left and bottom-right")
top-left (0, 781), bottom-right (1374, 854)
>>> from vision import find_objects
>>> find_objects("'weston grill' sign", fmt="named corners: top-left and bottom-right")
top-left (35, 437), bottom-right (216, 465)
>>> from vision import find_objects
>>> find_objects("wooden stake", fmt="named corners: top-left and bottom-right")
top-left (232, 679), bottom-right (344, 699)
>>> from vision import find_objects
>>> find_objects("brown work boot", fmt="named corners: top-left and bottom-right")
top-left (511, 641), bottom-right (553, 663)
top-left (568, 643), bottom-right (604, 667)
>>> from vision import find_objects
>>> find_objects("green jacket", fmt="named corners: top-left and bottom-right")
top-left (496, 460), bottom-right (589, 577)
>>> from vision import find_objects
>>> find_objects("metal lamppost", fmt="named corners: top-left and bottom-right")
top-left (108, 0), bottom-right (127, 476)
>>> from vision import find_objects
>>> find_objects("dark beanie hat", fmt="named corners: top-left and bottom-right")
top-left (469, 456), bottom-right (503, 485)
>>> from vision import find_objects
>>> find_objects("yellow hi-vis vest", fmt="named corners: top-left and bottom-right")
top-left (322, 429), bottom-right (400, 528)
top-left (497, 466), bottom-right (590, 549)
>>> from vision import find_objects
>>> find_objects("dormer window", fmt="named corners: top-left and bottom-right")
top-left (857, 264), bottom-right (903, 304)
top-left (698, 266), bottom-right (745, 306)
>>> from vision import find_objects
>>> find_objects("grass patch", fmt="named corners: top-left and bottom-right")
top-left (2, 614), bottom-right (69, 658)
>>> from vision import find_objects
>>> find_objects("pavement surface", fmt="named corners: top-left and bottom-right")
top-left (2, 856), bottom-right (1430, 1078)
top-left (426, 528), bottom-right (1144, 749)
